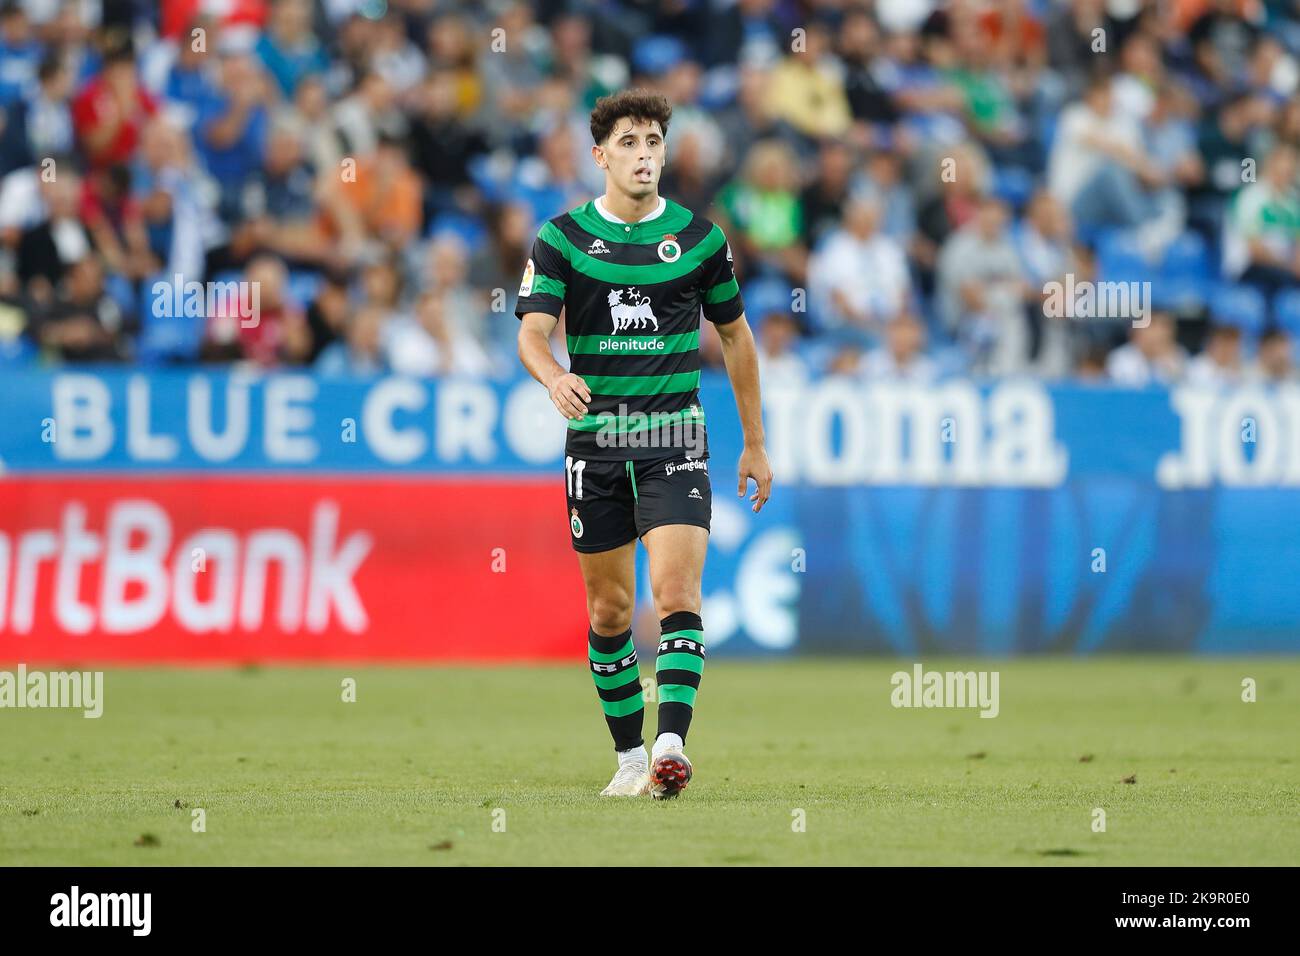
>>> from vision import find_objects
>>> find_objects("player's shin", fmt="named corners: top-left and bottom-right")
top-left (588, 627), bottom-right (645, 752)
top-left (654, 611), bottom-right (705, 747)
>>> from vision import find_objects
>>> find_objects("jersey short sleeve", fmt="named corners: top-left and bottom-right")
top-left (515, 222), bottom-right (570, 320)
top-left (698, 229), bottom-right (744, 325)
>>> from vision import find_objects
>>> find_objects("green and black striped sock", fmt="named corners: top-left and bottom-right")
top-left (588, 627), bottom-right (644, 752)
top-left (656, 611), bottom-right (705, 743)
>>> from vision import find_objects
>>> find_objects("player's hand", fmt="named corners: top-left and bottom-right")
top-left (547, 372), bottom-right (591, 420)
top-left (737, 445), bottom-right (773, 513)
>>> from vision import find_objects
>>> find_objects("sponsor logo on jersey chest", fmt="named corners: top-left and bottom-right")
top-left (608, 287), bottom-right (659, 333)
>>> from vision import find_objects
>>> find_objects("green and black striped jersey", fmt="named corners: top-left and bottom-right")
top-left (515, 195), bottom-right (744, 461)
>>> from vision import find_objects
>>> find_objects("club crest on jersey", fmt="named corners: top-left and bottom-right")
top-left (587, 238), bottom-right (611, 255)
top-left (608, 287), bottom-right (658, 333)
top-left (657, 234), bottom-right (681, 263)
top-left (519, 258), bottom-right (535, 297)
top-left (570, 508), bottom-right (584, 539)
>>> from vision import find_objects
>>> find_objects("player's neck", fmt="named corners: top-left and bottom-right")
top-left (599, 189), bottom-right (661, 224)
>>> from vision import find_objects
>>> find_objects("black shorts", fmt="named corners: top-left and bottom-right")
top-left (564, 452), bottom-right (712, 553)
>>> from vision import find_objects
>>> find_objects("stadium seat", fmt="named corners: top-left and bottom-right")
top-left (1210, 283), bottom-right (1268, 335)
top-left (137, 274), bottom-right (205, 364)
top-left (742, 277), bottom-right (795, 324)
top-left (1097, 230), bottom-right (1152, 284)
top-left (1274, 289), bottom-right (1300, 338)
top-left (1150, 275), bottom-right (1209, 312)
top-left (991, 167), bottom-right (1035, 211)
top-left (1162, 231), bottom-right (1210, 278)
top-left (427, 212), bottom-right (487, 248)
top-left (0, 333), bottom-right (36, 365)
top-left (287, 271), bottom-right (322, 309)
top-left (1151, 232), bottom-right (1213, 311)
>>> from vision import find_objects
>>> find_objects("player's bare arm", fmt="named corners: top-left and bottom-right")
top-left (716, 315), bottom-right (773, 513)
top-left (517, 311), bottom-right (591, 420)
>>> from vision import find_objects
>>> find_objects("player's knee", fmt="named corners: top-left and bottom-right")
top-left (588, 593), bottom-right (633, 635)
top-left (652, 581), bottom-right (701, 619)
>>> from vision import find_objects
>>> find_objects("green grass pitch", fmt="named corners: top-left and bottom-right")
top-left (1, 658), bottom-right (1297, 865)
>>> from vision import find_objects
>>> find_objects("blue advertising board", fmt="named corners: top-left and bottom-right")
top-left (1, 369), bottom-right (1298, 654)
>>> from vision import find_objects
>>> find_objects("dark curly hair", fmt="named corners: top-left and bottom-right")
top-left (589, 89), bottom-right (672, 145)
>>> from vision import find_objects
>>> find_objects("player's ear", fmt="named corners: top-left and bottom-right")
top-left (591, 144), bottom-right (606, 169)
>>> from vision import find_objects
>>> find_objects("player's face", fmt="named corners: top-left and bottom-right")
top-left (594, 118), bottom-right (665, 199)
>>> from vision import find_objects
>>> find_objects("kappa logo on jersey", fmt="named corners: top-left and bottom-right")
top-left (608, 287), bottom-right (659, 333)
top-left (519, 258), bottom-right (535, 297)
top-left (688, 487), bottom-right (703, 500)
top-left (657, 234), bottom-right (681, 263)
top-left (587, 238), bottom-right (611, 255)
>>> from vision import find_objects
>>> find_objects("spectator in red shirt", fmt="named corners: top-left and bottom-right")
top-left (79, 164), bottom-right (156, 281)
top-left (71, 41), bottom-right (158, 169)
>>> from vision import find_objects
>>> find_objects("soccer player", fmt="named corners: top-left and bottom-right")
top-left (516, 90), bottom-right (773, 799)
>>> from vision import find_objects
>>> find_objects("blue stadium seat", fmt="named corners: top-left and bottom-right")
top-left (1150, 275), bottom-right (1209, 312)
top-left (427, 212), bottom-right (486, 248)
top-left (1151, 231), bottom-right (1213, 310)
top-left (1161, 231), bottom-right (1210, 278)
top-left (1097, 230), bottom-right (1151, 283)
top-left (742, 277), bottom-right (795, 323)
top-left (992, 166), bottom-right (1035, 211)
top-left (287, 270), bottom-right (321, 309)
top-left (1210, 283), bottom-right (1267, 335)
top-left (0, 334), bottom-right (36, 365)
top-left (103, 273), bottom-right (138, 317)
top-left (137, 274), bottom-right (205, 363)
top-left (1274, 289), bottom-right (1300, 338)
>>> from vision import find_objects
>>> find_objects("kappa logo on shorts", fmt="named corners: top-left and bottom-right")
top-left (570, 508), bottom-right (584, 539)
top-left (688, 487), bottom-right (703, 500)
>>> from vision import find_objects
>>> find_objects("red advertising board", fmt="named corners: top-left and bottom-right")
top-left (0, 477), bottom-right (587, 662)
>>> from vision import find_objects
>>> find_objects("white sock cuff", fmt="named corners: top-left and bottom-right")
top-left (653, 732), bottom-right (684, 756)
top-left (616, 745), bottom-right (648, 768)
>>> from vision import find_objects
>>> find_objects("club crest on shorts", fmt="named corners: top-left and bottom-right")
top-left (570, 507), bottom-right (584, 539)
top-left (657, 234), bottom-right (681, 263)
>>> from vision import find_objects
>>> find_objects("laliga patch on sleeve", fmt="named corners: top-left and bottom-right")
top-left (519, 258), bottom-right (535, 297)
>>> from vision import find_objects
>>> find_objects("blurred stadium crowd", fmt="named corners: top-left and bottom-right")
top-left (1, 0), bottom-right (1299, 386)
